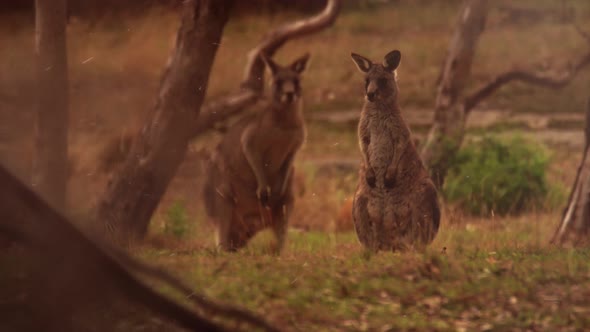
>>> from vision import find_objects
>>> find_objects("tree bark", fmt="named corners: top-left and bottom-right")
top-left (32, 0), bottom-right (69, 210)
top-left (552, 99), bottom-right (590, 246)
top-left (96, 0), bottom-right (235, 243)
top-left (420, 0), bottom-right (489, 189)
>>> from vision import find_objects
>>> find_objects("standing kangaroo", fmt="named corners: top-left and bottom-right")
top-left (202, 53), bottom-right (310, 252)
top-left (350, 50), bottom-right (440, 251)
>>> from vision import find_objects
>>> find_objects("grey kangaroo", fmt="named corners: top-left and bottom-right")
top-left (202, 53), bottom-right (310, 252)
top-left (350, 50), bottom-right (440, 251)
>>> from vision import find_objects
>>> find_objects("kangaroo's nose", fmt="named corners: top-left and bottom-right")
top-left (285, 92), bottom-right (294, 102)
top-left (281, 92), bottom-right (295, 104)
top-left (366, 92), bottom-right (375, 102)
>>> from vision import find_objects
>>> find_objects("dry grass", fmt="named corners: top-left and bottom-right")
top-left (132, 210), bottom-right (590, 331)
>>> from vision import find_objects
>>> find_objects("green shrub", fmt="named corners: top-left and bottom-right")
top-left (163, 200), bottom-right (190, 239)
top-left (443, 136), bottom-right (552, 216)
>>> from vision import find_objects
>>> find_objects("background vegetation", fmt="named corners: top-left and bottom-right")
top-left (444, 136), bottom-right (559, 216)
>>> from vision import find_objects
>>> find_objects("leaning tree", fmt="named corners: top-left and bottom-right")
top-left (96, 0), bottom-right (342, 243)
top-left (420, 0), bottom-right (590, 189)
top-left (552, 99), bottom-right (590, 246)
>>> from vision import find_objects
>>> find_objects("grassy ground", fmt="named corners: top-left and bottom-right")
top-left (2, 1), bottom-right (590, 330)
top-left (138, 212), bottom-right (590, 331)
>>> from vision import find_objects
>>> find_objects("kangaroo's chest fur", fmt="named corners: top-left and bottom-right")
top-left (364, 108), bottom-right (404, 176)
top-left (359, 102), bottom-right (423, 190)
top-left (220, 101), bottom-right (305, 187)
top-left (250, 107), bottom-right (305, 179)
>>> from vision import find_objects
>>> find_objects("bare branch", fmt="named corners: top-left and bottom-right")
top-left (193, 0), bottom-right (342, 137)
top-left (194, 89), bottom-right (258, 136)
top-left (241, 0), bottom-right (341, 91)
top-left (463, 51), bottom-right (590, 113)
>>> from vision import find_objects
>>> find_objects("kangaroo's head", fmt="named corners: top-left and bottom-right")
top-left (261, 53), bottom-right (310, 105)
top-left (350, 50), bottom-right (401, 103)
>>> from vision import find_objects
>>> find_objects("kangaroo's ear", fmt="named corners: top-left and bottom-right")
top-left (383, 50), bottom-right (401, 72)
top-left (351, 52), bottom-right (372, 73)
top-left (260, 53), bottom-right (280, 75)
top-left (290, 53), bottom-right (310, 74)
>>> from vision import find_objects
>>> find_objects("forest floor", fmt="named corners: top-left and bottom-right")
top-left (1, 1), bottom-right (590, 331)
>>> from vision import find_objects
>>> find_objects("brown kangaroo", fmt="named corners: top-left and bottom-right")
top-left (202, 53), bottom-right (310, 252)
top-left (350, 50), bottom-right (440, 251)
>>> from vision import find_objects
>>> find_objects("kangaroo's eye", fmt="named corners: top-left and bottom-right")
top-left (364, 78), bottom-right (369, 89)
top-left (275, 79), bottom-right (283, 88)
top-left (377, 78), bottom-right (388, 88)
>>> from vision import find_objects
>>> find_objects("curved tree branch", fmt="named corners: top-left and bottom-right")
top-left (195, 89), bottom-right (258, 135)
top-left (241, 0), bottom-right (341, 90)
top-left (193, 0), bottom-right (342, 138)
top-left (463, 51), bottom-right (590, 113)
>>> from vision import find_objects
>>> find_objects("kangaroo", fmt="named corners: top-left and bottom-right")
top-left (202, 53), bottom-right (310, 252)
top-left (350, 50), bottom-right (440, 251)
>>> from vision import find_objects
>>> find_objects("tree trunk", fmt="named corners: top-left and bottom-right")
top-left (552, 99), bottom-right (590, 245)
top-left (96, 0), bottom-right (235, 243)
top-left (420, 0), bottom-right (488, 189)
top-left (32, 0), bottom-right (69, 210)
top-left (97, 0), bottom-right (341, 177)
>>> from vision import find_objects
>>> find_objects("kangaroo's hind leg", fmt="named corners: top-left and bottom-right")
top-left (352, 192), bottom-right (374, 249)
top-left (212, 196), bottom-right (238, 251)
top-left (270, 189), bottom-right (295, 255)
top-left (203, 159), bottom-right (237, 251)
top-left (409, 183), bottom-right (440, 248)
top-left (206, 182), bottom-right (247, 252)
